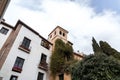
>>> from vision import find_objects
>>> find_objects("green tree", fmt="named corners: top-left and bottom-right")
top-left (99, 41), bottom-right (120, 60)
top-left (71, 53), bottom-right (120, 80)
top-left (70, 39), bottom-right (120, 80)
top-left (92, 37), bottom-right (102, 54)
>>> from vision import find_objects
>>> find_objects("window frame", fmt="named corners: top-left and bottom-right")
top-left (19, 37), bottom-right (31, 53)
top-left (50, 35), bottom-right (52, 38)
top-left (41, 39), bottom-right (50, 50)
top-left (40, 53), bottom-right (47, 62)
top-left (21, 37), bottom-right (31, 49)
top-left (59, 74), bottom-right (64, 80)
top-left (10, 75), bottom-right (18, 80)
top-left (12, 57), bottom-right (25, 73)
top-left (54, 31), bottom-right (56, 35)
top-left (0, 27), bottom-right (9, 35)
top-left (38, 53), bottom-right (48, 71)
top-left (37, 72), bottom-right (44, 80)
top-left (63, 33), bottom-right (65, 36)
top-left (59, 31), bottom-right (62, 35)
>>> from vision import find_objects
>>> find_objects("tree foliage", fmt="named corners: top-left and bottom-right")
top-left (64, 43), bottom-right (74, 61)
top-left (71, 54), bottom-right (120, 80)
top-left (92, 37), bottom-right (102, 54)
top-left (70, 38), bottom-right (120, 80)
top-left (92, 38), bottom-right (120, 60)
top-left (99, 41), bottom-right (120, 60)
top-left (50, 39), bottom-right (73, 76)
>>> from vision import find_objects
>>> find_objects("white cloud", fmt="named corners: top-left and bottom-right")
top-left (4, 0), bottom-right (120, 54)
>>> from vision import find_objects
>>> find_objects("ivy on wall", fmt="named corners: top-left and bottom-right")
top-left (50, 39), bottom-right (74, 77)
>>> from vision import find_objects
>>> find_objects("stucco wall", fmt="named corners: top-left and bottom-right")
top-left (0, 25), bottom-right (51, 80)
top-left (0, 24), bottom-right (12, 49)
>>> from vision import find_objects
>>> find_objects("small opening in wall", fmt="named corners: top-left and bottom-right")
top-left (54, 31), bottom-right (56, 35)
top-left (59, 31), bottom-right (62, 35)
top-left (63, 33), bottom-right (65, 37)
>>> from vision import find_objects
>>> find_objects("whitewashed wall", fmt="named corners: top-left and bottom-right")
top-left (0, 24), bottom-right (12, 49)
top-left (0, 25), bottom-right (51, 80)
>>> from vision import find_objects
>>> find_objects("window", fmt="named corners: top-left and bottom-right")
top-left (21, 37), bottom-right (31, 49)
top-left (54, 31), bottom-right (56, 35)
top-left (19, 37), bottom-right (31, 53)
top-left (50, 35), bottom-right (52, 38)
top-left (10, 75), bottom-right (18, 80)
top-left (12, 57), bottom-right (25, 73)
top-left (38, 54), bottom-right (48, 71)
top-left (37, 72), bottom-right (44, 80)
top-left (59, 74), bottom-right (64, 80)
top-left (0, 27), bottom-right (9, 35)
top-left (41, 40), bottom-right (50, 50)
top-left (41, 54), bottom-right (47, 62)
top-left (63, 33), bottom-right (65, 36)
top-left (59, 31), bottom-right (62, 35)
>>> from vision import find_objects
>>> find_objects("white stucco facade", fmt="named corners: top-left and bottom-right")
top-left (0, 23), bottom-right (12, 49)
top-left (0, 21), bottom-right (52, 80)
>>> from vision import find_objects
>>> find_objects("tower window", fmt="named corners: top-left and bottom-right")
top-left (63, 33), bottom-right (65, 36)
top-left (59, 31), bottom-right (62, 35)
top-left (54, 31), bottom-right (56, 35)
top-left (50, 35), bottom-right (52, 38)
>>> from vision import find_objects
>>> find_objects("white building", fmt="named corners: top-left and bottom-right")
top-left (0, 20), bottom-right (52, 80)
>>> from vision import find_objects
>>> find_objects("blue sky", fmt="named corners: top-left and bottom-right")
top-left (4, 0), bottom-right (120, 54)
top-left (90, 0), bottom-right (120, 13)
top-left (14, 0), bottom-right (120, 14)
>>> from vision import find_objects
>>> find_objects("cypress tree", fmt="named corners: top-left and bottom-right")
top-left (99, 41), bottom-right (120, 60)
top-left (70, 39), bottom-right (120, 80)
top-left (92, 37), bottom-right (102, 54)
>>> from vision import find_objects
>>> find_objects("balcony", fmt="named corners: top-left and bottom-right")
top-left (18, 42), bottom-right (31, 53)
top-left (12, 66), bottom-right (22, 73)
top-left (38, 61), bottom-right (48, 71)
top-left (41, 40), bottom-right (50, 50)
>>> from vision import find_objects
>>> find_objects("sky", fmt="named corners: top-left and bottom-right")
top-left (4, 0), bottom-right (120, 55)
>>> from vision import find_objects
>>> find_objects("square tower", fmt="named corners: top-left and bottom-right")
top-left (48, 26), bottom-right (68, 44)
top-left (48, 26), bottom-right (73, 51)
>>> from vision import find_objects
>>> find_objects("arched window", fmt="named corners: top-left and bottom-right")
top-left (54, 31), bottom-right (56, 35)
top-left (59, 31), bottom-right (62, 35)
top-left (63, 33), bottom-right (65, 36)
top-left (50, 35), bottom-right (52, 38)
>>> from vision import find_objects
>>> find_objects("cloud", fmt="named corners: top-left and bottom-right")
top-left (17, 0), bottom-right (43, 11)
top-left (4, 0), bottom-right (120, 54)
